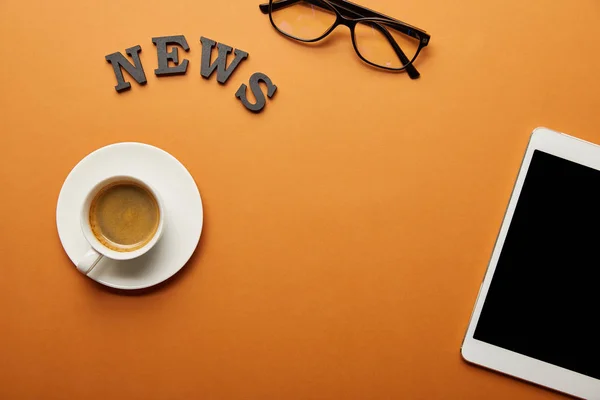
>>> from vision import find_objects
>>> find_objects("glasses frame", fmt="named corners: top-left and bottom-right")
top-left (259, 0), bottom-right (430, 79)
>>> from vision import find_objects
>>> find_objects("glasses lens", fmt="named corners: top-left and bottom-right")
top-left (353, 21), bottom-right (420, 69)
top-left (270, 0), bottom-right (337, 41)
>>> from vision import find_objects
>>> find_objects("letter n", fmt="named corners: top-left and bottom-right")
top-left (105, 45), bottom-right (147, 92)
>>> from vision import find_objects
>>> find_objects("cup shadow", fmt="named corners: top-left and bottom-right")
top-left (85, 227), bottom-right (207, 296)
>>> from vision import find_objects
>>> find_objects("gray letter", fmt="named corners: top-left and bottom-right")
top-left (200, 37), bottom-right (248, 84)
top-left (235, 72), bottom-right (277, 113)
top-left (105, 45), bottom-right (147, 92)
top-left (152, 35), bottom-right (190, 76)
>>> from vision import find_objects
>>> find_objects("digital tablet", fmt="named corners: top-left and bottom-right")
top-left (461, 127), bottom-right (600, 399)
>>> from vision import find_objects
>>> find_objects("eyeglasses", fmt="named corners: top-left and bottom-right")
top-left (258, 0), bottom-right (430, 79)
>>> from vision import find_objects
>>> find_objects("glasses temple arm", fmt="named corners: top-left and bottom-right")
top-left (258, 0), bottom-right (428, 43)
top-left (371, 23), bottom-right (419, 79)
top-left (331, 0), bottom-right (430, 42)
top-left (330, 2), bottom-right (426, 41)
top-left (258, 2), bottom-right (270, 13)
top-left (259, 0), bottom-right (326, 14)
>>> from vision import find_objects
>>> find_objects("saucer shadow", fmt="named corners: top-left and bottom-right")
top-left (87, 230), bottom-right (206, 296)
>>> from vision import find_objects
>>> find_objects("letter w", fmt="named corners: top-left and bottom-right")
top-left (200, 37), bottom-right (248, 84)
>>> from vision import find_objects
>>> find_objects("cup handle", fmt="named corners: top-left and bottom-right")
top-left (77, 248), bottom-right (103, 275)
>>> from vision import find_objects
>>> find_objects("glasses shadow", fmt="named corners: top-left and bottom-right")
top-left (355, 52), bottom-right (432, 77)
top-left (278, 29), bottom-right (433, 76)
top-left (279, 29), bottom-right (350, 50)
top-left (413, 47), bottom-right (433, 69)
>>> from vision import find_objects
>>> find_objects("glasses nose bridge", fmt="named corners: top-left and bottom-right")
top-left (334, 14), bottom-right (355, 31)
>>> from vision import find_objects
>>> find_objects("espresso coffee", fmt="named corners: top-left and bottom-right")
top-left (89, 181), bottom-right (160, 252)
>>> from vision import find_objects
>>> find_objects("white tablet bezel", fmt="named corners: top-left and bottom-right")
top-left (461, 127), bottom-right (600, 399)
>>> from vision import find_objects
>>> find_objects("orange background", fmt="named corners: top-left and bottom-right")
top-left (1, 0), bottom-right (599, 398)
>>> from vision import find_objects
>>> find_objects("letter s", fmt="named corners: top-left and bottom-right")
top-left (235, 72), bottom-right (277, 113)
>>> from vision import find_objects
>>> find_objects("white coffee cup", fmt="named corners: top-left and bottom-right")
top-left (77, 175), bottom-right (166, 275)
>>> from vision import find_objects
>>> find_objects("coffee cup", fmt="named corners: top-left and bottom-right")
top-left (77, 175), bottom-right (166, 275)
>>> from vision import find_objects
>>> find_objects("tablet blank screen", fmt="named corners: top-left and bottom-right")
top-left (474, 150), bottom-right (600, 380)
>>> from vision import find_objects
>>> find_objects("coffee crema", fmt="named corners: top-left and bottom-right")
top-left (89, 181), bottom-right (160, 252)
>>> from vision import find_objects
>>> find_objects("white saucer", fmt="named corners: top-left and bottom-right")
top-left (56, 143), bottom-right (203, 290)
